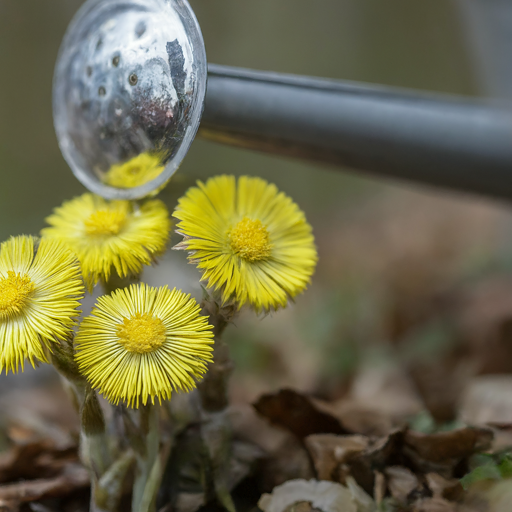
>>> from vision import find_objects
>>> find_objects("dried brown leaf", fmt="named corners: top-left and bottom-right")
top-left (412, 497), bottom-right (458, 512)
top-left (253, 389), bottom-right (348, 440)
top-left (349, 428), bottom-right (407, 495)
top-left (404, 428), bottom-right (493, 478)
top-left (0, 440), bottom-right (78, 483)
top-left (259, 435), bottom-right (315, 491)
top-left (426, 473), bottom-right (463, 502)
top-left (405, 428), bottom-right (493, 464)
top-left (305, 434), bottom-right (369, 482)
top-left (385, 466), bottom-right (420, 505)
top-left (0, 463), bottom-right (88, 503)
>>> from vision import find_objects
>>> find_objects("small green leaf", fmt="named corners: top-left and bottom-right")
top-left (461, 463), bottom-right (502, 490)
top-left (499, 456), bottom-right (512, 478)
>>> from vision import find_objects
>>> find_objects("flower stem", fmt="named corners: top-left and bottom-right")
top-left (195, 299), bottom-right (237, 510)
top-left (132, 403), bottom-right (161, 512)
top-left (198, 299), bottom-right (236, 412)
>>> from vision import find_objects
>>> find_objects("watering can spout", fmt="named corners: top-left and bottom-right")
top-left (201, 65), bottom-right (512, 202)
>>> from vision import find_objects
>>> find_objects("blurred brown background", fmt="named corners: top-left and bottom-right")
top-left (1, 0), bottom-right (512, 404)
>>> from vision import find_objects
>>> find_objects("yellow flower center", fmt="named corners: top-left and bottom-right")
top-left (85, 209), bottom-right (127, 236)
top-left (229, 217), bottom-right (272, 262)
top-left (0, 271), bottom-right (35, 317)
top-left (116, 313), bottom-right (166, 354)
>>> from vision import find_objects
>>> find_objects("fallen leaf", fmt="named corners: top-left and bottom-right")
top-left (253, 390), bottom-right (348, 439)
top-left (426, 473), bottom-right (463, 501)
top-left (160, 424), bottom-right (265, 512)
top-left (348, 429), bottom-right (406, 495)
top-left (0, 463), bottom-right (88, 503)
top-left (258, 478), bottom-right (375, 512)
top-left (305, 434), bottom-right (369, 481)
top-left (228, 404), bottom-right (314, 491)
top-left (259, 435), bottom-right (315, 491)
top-left (404, 428), bottom-right (493, 477)
top-left (412, 497), bottom-right (457, 512)
top-left (0, 440), bottom-right (78, 483)
top-left (385, 466), bottom-right (421, 505)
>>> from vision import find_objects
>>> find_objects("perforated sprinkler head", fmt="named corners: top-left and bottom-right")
top-left (53, 0), bottom-right (207, 199)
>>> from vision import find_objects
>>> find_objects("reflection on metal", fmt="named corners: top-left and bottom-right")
top-left (201, 65), bottom-right (512, 201)
top-left (53, 0), bottom-right (207, 199)
top-left (103, 151), bottom-right (165, 192)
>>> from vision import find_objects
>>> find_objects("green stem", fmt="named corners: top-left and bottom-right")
top-left (53, 346), bottom-right (114, 512)
top-left (197, 338), bottom-right (233, 412)
top-left (195, 300), bottom-right (237, 510)
top-left (198, 299), bottom-right (236, 412)
top-left (93, 450), bottom-right (136, 512)
top-left (132, 403), bottom-right (161, 512)
top-left (67, 381), bottom-right (112, 512)
top-left (73, 384), bottom-right (111, 479)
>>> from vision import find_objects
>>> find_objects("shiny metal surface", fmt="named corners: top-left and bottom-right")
top-left (201, 65), bottom-right (512, 201)
top-left (53, 0), bottom-right (207, 199)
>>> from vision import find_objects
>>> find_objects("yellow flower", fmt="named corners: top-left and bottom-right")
top-left (75, 283), bottom-right (214, 408)
top-left (173, 175), bottom-right (318, 311)
top-left (0, 235), bottom-right (83, 373)
top-left (103, 152), bottom-right (165, 189)
top-left (41, 193), bottom-right (171, 292)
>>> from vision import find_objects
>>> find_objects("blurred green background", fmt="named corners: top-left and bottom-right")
top-left (2, 0), bottom-right (510, 399)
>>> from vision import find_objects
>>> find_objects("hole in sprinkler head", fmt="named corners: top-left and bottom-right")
top-left (96, 38), bottom-right (103, 50)
top-left (86, 66), bottom-right (92, 77)
top-left (112, 54), bottom-right (120, 67)
top-left (98, 86), bottom-right (106, 96)
top-left (129, 73), bottom-right (138, 86)
top-left (135, 21), bottom-right (146, 38)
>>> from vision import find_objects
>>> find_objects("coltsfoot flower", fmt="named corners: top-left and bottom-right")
top-left (41, 193), bottom-right (171, 292)
top-left (75, 283), bottom-right (214, 408)
top-left (173, 175), bottom-right (318, 311)
top-left (103, 152), bottom-right (165, 189)
top-left (0, 235), bottom-right (83, 373)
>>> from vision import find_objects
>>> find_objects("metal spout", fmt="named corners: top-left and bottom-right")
top-left (201, 65), bottom-right (512, 201)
